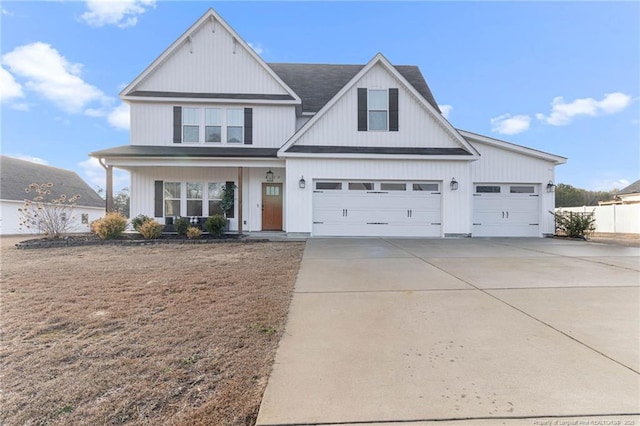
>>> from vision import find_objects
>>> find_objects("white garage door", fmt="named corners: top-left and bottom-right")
top-left (313, 181), bottom-right (441, 237)
top-left (472, 183), bottom-right (540, 237)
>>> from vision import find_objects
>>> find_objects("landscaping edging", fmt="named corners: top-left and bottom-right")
top-left (14, 234), bottom-right (267, 249)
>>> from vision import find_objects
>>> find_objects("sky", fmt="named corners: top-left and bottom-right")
top-left (1, 1), bottom-right (639, 193)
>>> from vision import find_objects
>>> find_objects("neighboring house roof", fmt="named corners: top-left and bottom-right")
top-left (618, 179), bottom-right (640, 195)
top-left (90, 145), bottom-right (279, 158)
top-left (0, 156), bottom-right (105, 208)
top-left (268, 63), bottom-right (441, 114)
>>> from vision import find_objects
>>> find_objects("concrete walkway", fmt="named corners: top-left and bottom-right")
top-left (256, 238), bottom-right (640, 425)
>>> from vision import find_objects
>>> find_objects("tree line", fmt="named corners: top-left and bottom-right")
top-left (555, 183), bottom-right (618, 208)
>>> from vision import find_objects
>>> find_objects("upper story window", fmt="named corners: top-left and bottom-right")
top-left (227, 109), bottom-right (243, 143)
top-left (182, 108), bottom-right (200, 143)
top-left (205, 108), bottom-right (222, 142)
top-left (357, 88), bottom-right (398, 132)
top-left (368, 90), bottom-right (388, 131)
top-left (173, 106), bottom-right (252, 145)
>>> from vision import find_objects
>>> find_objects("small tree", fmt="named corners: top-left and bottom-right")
top-left (551, 210), bottom-right (596, 239)
top-left (18, 183), bottom-right (80, 239)
top-left (220, 183), bottom-right (235, 218)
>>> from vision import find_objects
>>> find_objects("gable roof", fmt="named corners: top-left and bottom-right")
top-left (0, 156), bottom-right (105, 208)
top-left (458, 130), bottom-right (567, 164)
top-left (618, 179), bottom-right (640, 195)
top-left (279, 53), bottom-right (479, 158)
top-left (268, 63), bottom-right (441, 114)
top-left (120, 8), bottom-right (300, 104)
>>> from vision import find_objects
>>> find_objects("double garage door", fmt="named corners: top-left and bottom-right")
top-left (472, 183), bottom-right (540, 237)
top-left (313, 180), bottom-right (442, 237)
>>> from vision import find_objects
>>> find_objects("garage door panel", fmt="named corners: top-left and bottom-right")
top-left (313, 180), bottom-right (442, 237)
top-left (473, 184), bottom-right (540, 237)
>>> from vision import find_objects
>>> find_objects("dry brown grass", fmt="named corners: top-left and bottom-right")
top-left (0, 238), bottom-right (304, 425)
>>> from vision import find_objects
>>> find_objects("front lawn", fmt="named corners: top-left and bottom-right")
top-left (0, 239), bottom-right (304, 425)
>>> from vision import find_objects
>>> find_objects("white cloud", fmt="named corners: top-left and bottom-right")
top-left (2, 42), bottom-right (108, 113)
top-left (438, 104), bottom-right (452, 119)
top-left (2, 8), bottom-right (13, 16)
top-left (78, 158), bottom-right (130, 191)
top-left (80, 0), bottom-right (155, 28)
top-left (8, 154), bottom-right (49, 165)
top-left (536, 92), bottom-right (632, 126)
top-left (490, 113), bottom-right (531, 135)
top-left (107, 103), bottom-right (130, 130)
top-left (0, 66), bottom-right (24, 102)
top-left (592, 178), bottom-right (631, 191)
top-left (248, 42), bottom-right (264, 55)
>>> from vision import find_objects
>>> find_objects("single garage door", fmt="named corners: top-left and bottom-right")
top-left (472, 183), bottom-right (540, 237)
top-left (313, 180), bottom-right (441, 237)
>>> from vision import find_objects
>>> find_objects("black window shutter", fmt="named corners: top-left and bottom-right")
top-left (154, 180), bottom-right (164, 218)
top-left (357, 88), bottom-right (367, 131)
top-left (389, 88), bottom-right (399, 131)
top-left (173, 107), bottom-right (182, 143)
top-left (244, 108), bottom-right (253, 144)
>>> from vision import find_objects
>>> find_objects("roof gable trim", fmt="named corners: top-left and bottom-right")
top-left (120, 9), bottom-right (301, 104)
top-left (278, 53), bottom-right (479, 156)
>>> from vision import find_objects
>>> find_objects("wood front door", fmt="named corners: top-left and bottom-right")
top-left (262, 183), bottom-right (283, 231)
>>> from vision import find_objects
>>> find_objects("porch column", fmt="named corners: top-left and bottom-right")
top-left (99, 158), bottom-right (114, 212)
top-left (237, 167), bottom-right (243, 234)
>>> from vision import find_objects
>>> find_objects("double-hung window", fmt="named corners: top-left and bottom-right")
top-left (208, 183), bottom-right (224, 216)
top-left (164, 182), bottom-right (181, 216)
top-left (226, 109), bottom-right (243, 143)
top-left (368, 90), bottom-right (388, 131)
top-left (205, 108), bottom-right (222, 143)
top-left (182, 108), bottom-right (200, 143)
top-left (186, 182), bottom-right (203, 216)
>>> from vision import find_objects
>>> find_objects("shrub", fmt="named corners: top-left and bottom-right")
top-left (131, 214), bottom-right (151, 231)
top-left (552, 210), bottom-right (596, 239)
top-left (174, 217), bottom-right (191, 236)
top-left (91, 212), bottom-right (127, 240)
top-left (205, 214), bottom-right (227, 237)
top-left (186, 226), bottom-right (202, 240)
top-left (18, 182), bottom-right (80, 239)
top-left (137, 219), bottom-right (163, 239)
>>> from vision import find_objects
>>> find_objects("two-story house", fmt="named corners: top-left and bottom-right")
top-left (90, 8), bottom-right (566, 238)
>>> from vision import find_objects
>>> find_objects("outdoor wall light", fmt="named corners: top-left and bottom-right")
top-left (266, 169), bottom-right (274, 182)
top-left (299, 176), bottom-right (306, 189)
top-left (547, 180), bottom-right (556, 192)
top-left (450, 178), bottom-right (459, 191)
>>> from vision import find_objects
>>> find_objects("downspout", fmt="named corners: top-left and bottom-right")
top-left (98, 158), bottom-right (114, 212)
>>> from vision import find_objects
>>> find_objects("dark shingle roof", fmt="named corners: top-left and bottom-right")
top-left (618, 179), bottom-right (640, 195)
top-left (285, 145), bottom-right (471, 156)
top-left (268, 63), bottom-right (440, 114)
top-left (90, 145), bottom-right (279, 158)
top-left (0, 156), bottom-right (105, 208)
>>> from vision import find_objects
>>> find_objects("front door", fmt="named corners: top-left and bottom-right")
top-left (262, 183), bottom-right (283, 231)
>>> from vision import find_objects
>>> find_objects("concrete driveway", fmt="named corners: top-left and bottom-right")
top-left (256, 238), bottom-right (640, 425)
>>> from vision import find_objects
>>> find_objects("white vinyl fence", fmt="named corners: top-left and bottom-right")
top-left (556, 204), bottom-right (640, 235)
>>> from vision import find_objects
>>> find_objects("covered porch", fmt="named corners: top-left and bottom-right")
top-left (89, 145), bottom-right (286, 233)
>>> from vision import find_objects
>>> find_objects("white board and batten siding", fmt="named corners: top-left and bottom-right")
top-left (133, 16), bottom-right (289, 96)
top-left (130, 103), bottom-right (295, 147)
top-left (285, 158), bottom-right (471, 236)
top-left (294, 63), bottom-right (461, 149)
top-left (469, 141), bottom-right (558, 236)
